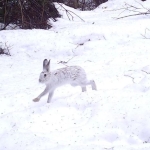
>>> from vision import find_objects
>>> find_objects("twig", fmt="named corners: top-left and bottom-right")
top-left (56, 2), bottom-right (85, 22)
top-left (58, 56), bottom-right (76, 65)
top-left (141, 70), bottom-right (150, 74)
top-left (110, 1), bottom-right (150, 19)
top-left (114, 12), bottom-right (150, 19)
top-left (134, 0), bottom-right (150, 12)
top-left (141, 28), bottom-right (150, 39)
top-left (104, 147), bottom-right (114, 150)
top-left (124, 74), bottom-right (135, 83)
top-left (141, 34), bottom-right (150, 39)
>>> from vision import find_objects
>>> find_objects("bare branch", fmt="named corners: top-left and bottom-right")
top-left (114, 12), bottom-right (150, 19)
top-left (56, 2), bottom-right (85, 22)
top-left (110, 1), bottom-right (150, 19)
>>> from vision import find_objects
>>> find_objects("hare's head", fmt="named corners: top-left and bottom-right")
top-left (39, 59), bottom-right (51, 84)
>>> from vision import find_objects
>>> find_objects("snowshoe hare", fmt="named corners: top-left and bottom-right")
top-left (33, 59), bottom-right (97, 103)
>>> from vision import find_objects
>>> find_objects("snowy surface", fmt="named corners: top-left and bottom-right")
top-left (1, 0), bottom-right (150, 149)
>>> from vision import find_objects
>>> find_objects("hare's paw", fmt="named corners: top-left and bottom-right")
top-left (33, 97), bottom-right (40, 102)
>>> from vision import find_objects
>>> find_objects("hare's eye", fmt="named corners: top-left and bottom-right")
top-left (44, 74), bottom-right (47, 77)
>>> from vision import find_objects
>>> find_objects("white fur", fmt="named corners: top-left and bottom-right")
top-left (33, 59), bottom-right (97, 103)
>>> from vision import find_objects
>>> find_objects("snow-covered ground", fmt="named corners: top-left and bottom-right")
top-left (1, 0), bottom-right (150, 149)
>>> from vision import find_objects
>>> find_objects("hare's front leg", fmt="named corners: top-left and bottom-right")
top-left (33, 87), bottom-right (49, 102)
top-left (47, 91), bottom-right (54, 103)
top-left (81, 86), bottom-right (87, 92)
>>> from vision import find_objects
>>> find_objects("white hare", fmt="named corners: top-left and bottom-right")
top-left (33, 59), bottom-right (97, 103)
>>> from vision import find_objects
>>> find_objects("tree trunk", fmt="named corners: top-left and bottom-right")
top-left (74, 0), bottom-right (78, 9)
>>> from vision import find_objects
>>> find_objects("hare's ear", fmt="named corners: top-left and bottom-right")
top-left (43, 59), bottom-right (50, 72)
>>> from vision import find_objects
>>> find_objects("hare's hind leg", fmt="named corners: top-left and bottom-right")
top-left (81, 80), bottom-right (97, 91)
top-left (71, 81), bottom-right (87, 92)
top-left (90, 80), bottom-right (97, 90)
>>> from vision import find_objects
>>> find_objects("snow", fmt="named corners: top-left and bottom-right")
top-left (1, 0), bottom-right (150, 149)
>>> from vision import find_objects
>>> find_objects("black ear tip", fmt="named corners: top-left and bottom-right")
top-left (43, 59), bottom-right (50, 66)
top-left (43, 59), bottom-right (49, 64)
